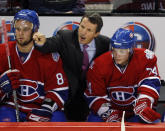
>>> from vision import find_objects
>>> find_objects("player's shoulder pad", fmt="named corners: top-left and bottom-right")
top-left (144, 49), bottom-right (155, 60)
top-left (134, 48), bottom-right (156, 60)
top-left (89, 51), bottom-right (112, 70)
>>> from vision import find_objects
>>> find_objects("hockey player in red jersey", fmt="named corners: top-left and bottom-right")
top-left (0, 9), bottom-right (69, 122)
top-left (85, 28), bottom-right (161, 123)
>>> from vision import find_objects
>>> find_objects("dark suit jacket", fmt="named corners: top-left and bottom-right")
top-left (35, 29), bottom-right (110, 121)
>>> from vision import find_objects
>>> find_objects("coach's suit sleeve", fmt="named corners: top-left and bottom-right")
top-left (34, 30), bottom-right (66, 54)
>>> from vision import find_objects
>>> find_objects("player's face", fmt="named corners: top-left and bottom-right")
top-left (78, 17), bottom-right (99, 44)
top-left (112, 48), bottom-right (130, 65)
top-left (14, 20), bottom-right (33, 46)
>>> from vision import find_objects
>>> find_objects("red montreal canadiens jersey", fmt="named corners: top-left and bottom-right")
top-left (0, 42), bottom-right (69, 113)
top-left (85, 48), bottom-right (161, 113)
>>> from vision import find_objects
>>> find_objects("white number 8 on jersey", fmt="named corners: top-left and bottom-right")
top-left (56, 73), bottom-right (64, 85)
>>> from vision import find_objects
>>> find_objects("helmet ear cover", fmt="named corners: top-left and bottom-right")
top-left (12, 9), bottom-right (40, 33)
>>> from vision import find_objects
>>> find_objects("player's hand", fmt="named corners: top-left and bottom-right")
top-left (134, 97), bottom-right (161, 123)
top-left (101, 109), bottom-right (123, 122)
top-left (27, 108), bottom-right (52, 122)
top-left (27, 98), bottom-right (58, 122)
top-left (0, 69), bottom-right (21, 93)
top-left (33, 32), bottom-right (46, 46)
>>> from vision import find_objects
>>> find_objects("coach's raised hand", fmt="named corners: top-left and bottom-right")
top-left (33, 32), bottom-right (46, 46)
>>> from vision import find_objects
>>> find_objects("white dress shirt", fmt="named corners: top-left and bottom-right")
top-left (80, 39), bottom-right (96, 63)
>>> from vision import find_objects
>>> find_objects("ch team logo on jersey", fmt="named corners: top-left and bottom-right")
top-left (107, 86), bottom-right (136, 106)
top-left (53, 21), bottom-right (79, 36)
top-left (122, 22), bottom-right (155, 51)
top-left (17, 79), bottom-right (45, 102)
top-left (0, 20), bottom-right (15, 44)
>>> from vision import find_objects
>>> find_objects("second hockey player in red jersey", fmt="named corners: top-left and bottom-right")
top-left (0, 9), bottom-right (69, 122)
top-left (85, 28), bottom-right (161, 123)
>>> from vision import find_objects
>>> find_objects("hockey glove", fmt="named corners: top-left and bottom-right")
top-left (27, 108), bottom-right (52, 122)
top-left (0, 69), bottom-right (21, 93)
top-left (98, 103), bottom-right (123, 122)
top-left (101, 109), bottom-right (123, 122)
top-left (27, 98), bottom-right (58, 122)
top-left (133, 97), bottom-right (161, 123)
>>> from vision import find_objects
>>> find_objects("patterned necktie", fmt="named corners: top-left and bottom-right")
top-left (82, 44), bottom-right (89, 72)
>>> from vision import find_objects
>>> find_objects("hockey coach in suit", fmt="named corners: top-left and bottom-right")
top-left (34, 12), bottom-right (111, 121)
